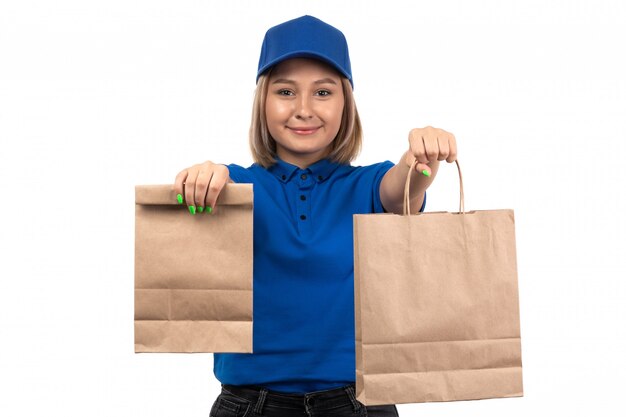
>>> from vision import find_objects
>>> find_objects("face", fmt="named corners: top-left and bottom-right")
top-left (266, 57), bottom-right (344, 168)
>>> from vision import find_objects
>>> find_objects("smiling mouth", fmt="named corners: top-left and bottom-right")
top-left (288, 126), bottom-right (321, 135)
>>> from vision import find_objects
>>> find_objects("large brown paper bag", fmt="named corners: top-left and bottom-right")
top-left (134, 183), bottom-right (253, 353)
top-left (354, 160), bottom-right (523, 405)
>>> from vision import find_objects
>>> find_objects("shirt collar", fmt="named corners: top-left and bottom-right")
top-left (268, 156), bottom-right (345, 183)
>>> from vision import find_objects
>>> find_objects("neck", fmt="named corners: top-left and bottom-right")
top-left (277, 150), bottom-right (329, 169)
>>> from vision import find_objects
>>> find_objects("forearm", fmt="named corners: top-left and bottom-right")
top-left (380, 150), bottom-right (440, 214)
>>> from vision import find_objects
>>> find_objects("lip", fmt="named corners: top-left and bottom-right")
top-left (288, 126), bottom-right (321, 135)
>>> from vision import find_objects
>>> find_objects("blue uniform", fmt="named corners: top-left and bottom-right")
top-left (214, 157), bottom-right (426, 393)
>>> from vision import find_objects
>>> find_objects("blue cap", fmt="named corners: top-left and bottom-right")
top-left (256, 15), bottom-right (353, 89)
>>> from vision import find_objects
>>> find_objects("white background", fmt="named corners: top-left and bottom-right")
top-left (1, 0), bottom-right (625, 415)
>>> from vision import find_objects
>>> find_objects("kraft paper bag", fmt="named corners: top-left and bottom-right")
top-left (353, 160), bottom-right (523, 405)
top-left (134, 183), bottom-right (253, 353)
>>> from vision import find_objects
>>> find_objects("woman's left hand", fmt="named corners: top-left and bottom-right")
top-left (405, 126), bottom-right (458, 176)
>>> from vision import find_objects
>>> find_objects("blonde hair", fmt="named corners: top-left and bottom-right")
top-left (249, 67), bottom-right (362, 168)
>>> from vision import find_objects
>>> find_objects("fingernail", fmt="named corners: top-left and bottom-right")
top-left (177, 194), bottom-right (183, 204)
top-left (188, 205), bottom-right (196, 215)
top-left (197, 206), bottom-right (204, 213)
top-left (207, 206), bottom-right (213, 214)
top-left (422, 169), bottom-right (431, 177)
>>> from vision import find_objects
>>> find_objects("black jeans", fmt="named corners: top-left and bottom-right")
top-left (210, 383), bottom-right (399, 417)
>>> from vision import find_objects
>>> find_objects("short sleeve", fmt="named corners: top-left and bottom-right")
top-left (225, 163), bottom-right (250, 184)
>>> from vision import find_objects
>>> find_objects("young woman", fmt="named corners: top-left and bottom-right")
top-left (174, 15), bottom-right (457, 417)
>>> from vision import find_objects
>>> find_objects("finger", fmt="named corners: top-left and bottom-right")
top-left (205, 165), bottom-right (229, 214)
top-left (415, 162), bottom-right (431, 177)
top-left (437, 133), bottom-right (450, 161)
top-left (423, 133), bottom-right (439, 163)
top-left (408, 130), bottom-right (428, 164)
top-left (184, 167), bottom-right (199, 214)
top-left (174, 170), bottom-right (188, 204)
top-left (447, 133), bottom-right (458, 163)
top-left (194, 166), bottom-right (212, 211)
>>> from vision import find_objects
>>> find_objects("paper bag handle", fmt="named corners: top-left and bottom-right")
top-left (403, 159), bottom-right (465, 215)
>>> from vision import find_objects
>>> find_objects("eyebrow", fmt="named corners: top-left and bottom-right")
top-left (271, 77), bottom-right (338, 85)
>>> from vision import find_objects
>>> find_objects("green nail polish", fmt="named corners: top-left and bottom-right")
top-left (197, 206), bottom-right (204, 213)
top-left (177, 194), bottom-right (183, 204)
top-left (207, 206), bottom-right (213, 214)
top-left (422, 169), bottom-right (431, 177)
top-left (188, 205), bottom-right (196, 215)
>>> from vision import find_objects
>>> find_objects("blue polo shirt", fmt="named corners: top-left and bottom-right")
top-left (214, 156), bottom-right (426, 393)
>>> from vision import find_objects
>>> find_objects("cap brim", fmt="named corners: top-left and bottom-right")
top-left (257, 51), bottom-right (352, 85)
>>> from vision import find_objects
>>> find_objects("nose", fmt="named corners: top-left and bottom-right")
top-left (295, 95), bottom-right (313, 120)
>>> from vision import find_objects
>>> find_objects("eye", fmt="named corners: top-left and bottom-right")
top-left (316, 89), bottom-right (331, 96)
top-left (277, 89), bottom-right (294, 96)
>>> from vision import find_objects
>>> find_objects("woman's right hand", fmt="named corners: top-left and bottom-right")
top-left (174, 161), bottom-right (231, 214)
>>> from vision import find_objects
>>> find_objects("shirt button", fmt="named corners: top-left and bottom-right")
top-left (318, 175), bottom-right (323, 181)
top-left (300, 214), bottom-right (307, 220)
top-left (300, 195), bottom-right (306, 201)
top-left (281, 174), bottom-right (286, 180)
top-left (300, 174), bottom-right (307, 180)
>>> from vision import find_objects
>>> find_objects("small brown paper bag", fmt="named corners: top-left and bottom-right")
top-left (353, 160), bottom-right (523, 405)
top-left (134, 184), bottom-right (253, 353)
